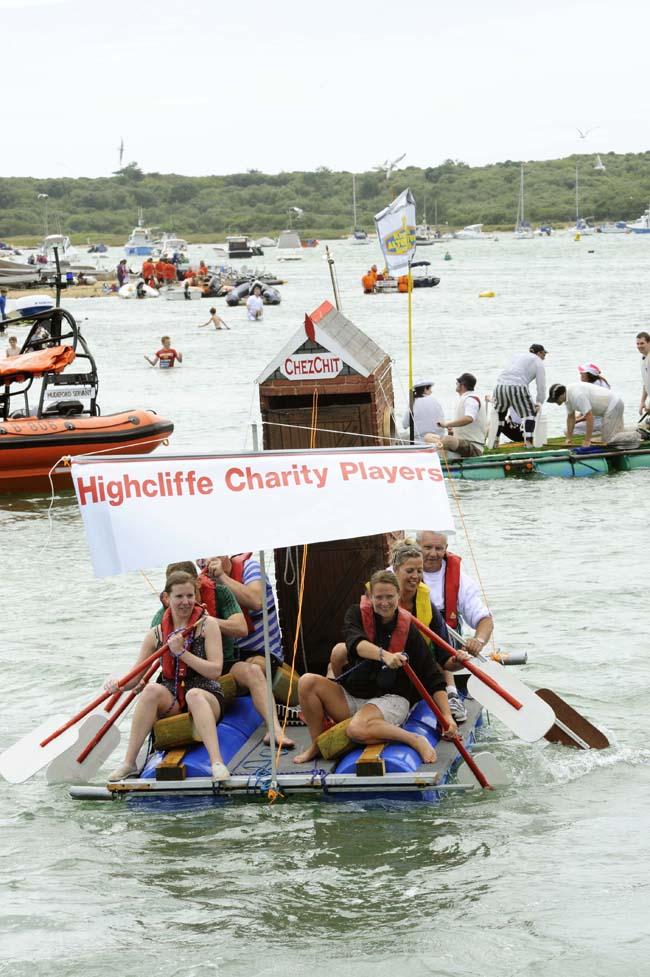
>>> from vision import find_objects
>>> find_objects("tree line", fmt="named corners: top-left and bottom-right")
top-left (2, 153), bottom-right (650, 242)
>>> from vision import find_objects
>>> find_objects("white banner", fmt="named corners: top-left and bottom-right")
top-left (374, 188), bottom-right (417, 274)
top-left (71, 448), bottom-right (454, 577)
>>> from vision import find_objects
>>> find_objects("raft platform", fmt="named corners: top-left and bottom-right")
top-left (69, 693), bottom-right (485, 805)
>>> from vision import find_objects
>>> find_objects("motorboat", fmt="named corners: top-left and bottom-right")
top-left (255, 237), bottom-right (277, 248)
top-left (226, 236), bottom-right (264, 259)
top-left (124, 211), bottom-right (154, 256)
top-left (626, 209), bottom-right (650, 234)
top-left (415, 224), bottom-right (440, 246)
top-left (373, 261), bottom-right (440, 293)
top-left (454, 224), bottom-right (497, 241)
top-left (0, 257), bottom-right (42, 286)
top-left (0, 306), bottom-right (173, 493)
top-left (152, 233), bottom-right (190, 259)
top-left (571, 218), bottom-right (597, 236)
top-left (87, 243), bottom-right (108, 253)
top-left (276, 230), bottom-right (303, 260)
top-left (598, 222), bottom-right (628, 234)
top-left (8, 294), bottom-right (55, 318)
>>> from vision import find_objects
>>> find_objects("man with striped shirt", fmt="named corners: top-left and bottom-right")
top-left (210, 554), bottom-right (293, 748)
top-left (493, 344), bottom-right (548, 448)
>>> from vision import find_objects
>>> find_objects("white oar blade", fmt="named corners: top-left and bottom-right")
top-left (467, 658), bottom-right (555, 742)
top-left (46, 714), bottom-right (121, 785)
top-left (0, 715), bottom-right (79, 784)
top-left (456, 751), bottom-right (510, 788)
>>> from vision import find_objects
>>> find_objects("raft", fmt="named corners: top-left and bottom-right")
top-left (442, 437), bottom-right (650, 480)
top-left (70, 690), bottom-right (485, 804)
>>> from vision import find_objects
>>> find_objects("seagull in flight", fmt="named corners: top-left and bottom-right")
top-left (373, 153), bottom-right (406, 179)
top-left (577, 127), bottom-right (599, 140)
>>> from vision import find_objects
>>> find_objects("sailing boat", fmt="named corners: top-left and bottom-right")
top-left (571, 162), bottom-right (596, 235)
top-left (415, 201), bottom-right (438, 246)
top-left (348, 174), bottom-right (369, 244)
top-left (514, 164), bottom-right (534, 239)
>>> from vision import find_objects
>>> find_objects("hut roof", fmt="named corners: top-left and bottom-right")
top-left (256, 300), bottom-right (389, 385)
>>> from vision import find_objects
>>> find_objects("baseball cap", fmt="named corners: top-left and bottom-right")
top-left (529, 343), bottom-right (548, 355)
top-left (547, 383), bottom-right (566, 403)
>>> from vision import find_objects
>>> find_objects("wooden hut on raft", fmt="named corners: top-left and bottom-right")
top-left (256, 299), bottom-right (401, 673)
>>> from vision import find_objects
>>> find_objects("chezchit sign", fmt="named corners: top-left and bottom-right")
top-left (71, 447), bottom-right (454, 577)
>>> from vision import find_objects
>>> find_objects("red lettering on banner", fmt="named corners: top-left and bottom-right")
top-left (75, 470), bottom-right (215, 507)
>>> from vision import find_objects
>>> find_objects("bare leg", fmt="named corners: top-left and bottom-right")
top-left (347, 703), bottom-right (437, 763)
top-left (229, 661), bottom-right (295, 748)
top-left (185, 688), bottom-right (224, 766)
top-left (293, 674), bottom-right (351, 764)
top-left (326, 642), bottom-right (349, 679)
top-left (123, 684), bottom-right (178, 765)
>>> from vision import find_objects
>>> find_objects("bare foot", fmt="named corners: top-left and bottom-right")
top-left (263, 732), bottom-right (295, 749)
top-left (293, 742), bottom-right (321, 765)
top-left (412, 735), bottom-right (437, 764)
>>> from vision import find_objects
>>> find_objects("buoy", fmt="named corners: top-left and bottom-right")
top-left (444, 251), bottom-right (452, 261)
top-left (574, 232), bottom-right (581, 241)
top-left (479, 290), bottom-right (495, 298)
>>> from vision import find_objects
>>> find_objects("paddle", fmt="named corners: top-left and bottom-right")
top-left (536, 688), bottom-right (609, 750)
top-left (76, 661), bottom-right (160, 765)
top-left (0, 621), bottom-right (199, 784)
top-left (401, 660), bottom-right (508, 789)
top-left (45, 713), bottom-right (122, 785)
top-left (445, 624), bottom-right (608, 751)
top-left (410, 616), bottom-right (555, 742)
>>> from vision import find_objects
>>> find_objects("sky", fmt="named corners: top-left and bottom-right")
top-left (2, 0), bottom-right (650, 179)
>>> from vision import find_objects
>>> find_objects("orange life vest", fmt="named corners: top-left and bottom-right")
top-left (359, 595), bottom-right (410, 653)
top-left (443, 553), bottom-right (462, 628)
top-left (160, 603), bottom-right (206, 707)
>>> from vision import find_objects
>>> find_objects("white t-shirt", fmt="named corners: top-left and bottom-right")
top-left (496, 352), bottom-right (546, 404)
top-left (247, 294), bottom-right (264, 320)
top-left (422, 562), bottom-right (490, 630)
top-left (642, 355), bottom-right (650, 398)
top-left (402, 394), bottom-right (445, 444)
top-left (565, 381), bottom-right (619, 417)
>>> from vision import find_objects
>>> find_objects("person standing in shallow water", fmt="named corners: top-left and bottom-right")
top-left (145, 336), bottom-right (183, 369)
top-left (246, 285), bottom-right (264, 321)
top-left (200, 307), bottom-right (229, 330)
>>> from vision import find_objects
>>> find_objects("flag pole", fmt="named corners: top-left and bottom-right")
top-left (407, 258), bottom-right (414, 443)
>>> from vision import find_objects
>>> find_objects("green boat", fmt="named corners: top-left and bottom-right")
top-left (443, 437), bottom-right (650, 481)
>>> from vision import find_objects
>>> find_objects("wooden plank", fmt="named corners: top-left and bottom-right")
top-left (355, 743), bottom-right (387, 777)
top-left (155, 748), bottom-right (187, 781)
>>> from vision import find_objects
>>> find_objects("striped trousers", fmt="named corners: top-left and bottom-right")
top-left (493, 384), bottom-right (536, 422)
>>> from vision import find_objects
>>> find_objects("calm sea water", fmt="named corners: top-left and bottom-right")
top-left (1, 234), bottom-right (649, 977)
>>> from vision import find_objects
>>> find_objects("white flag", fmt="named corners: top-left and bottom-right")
top-left (70, 447), bottom-right (454, 577)
top-left (374, 188), bottom-right (417, 274)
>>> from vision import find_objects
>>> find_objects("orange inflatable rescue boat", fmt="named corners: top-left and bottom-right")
top-left (0, 307), bottom-right (173, 493)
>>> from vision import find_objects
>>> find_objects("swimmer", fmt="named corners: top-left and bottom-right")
top-left (199, 307), bottom-right (230, 330)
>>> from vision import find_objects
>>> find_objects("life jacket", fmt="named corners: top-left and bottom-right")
top-left (160, 603), bottom-right (205, 707)
top-left (414, 582), bottom-right (433, 633)
top-left (229, 552), bottom-right (255, 635)
top-left (443, 553), bottom-right (462, 628)
top-left (359, 595), bottom-right (410, 654)
top-left (361, 273), bottom-right (374, 292)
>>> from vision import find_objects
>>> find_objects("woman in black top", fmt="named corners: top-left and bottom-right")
top-left (294, 571), bottom-right (458, 766)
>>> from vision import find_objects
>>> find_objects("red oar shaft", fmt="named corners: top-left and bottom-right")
top-left (402, 661), bottom-right (491, 789)
top-left (76, 661), bottom-right (160, 764)
top-left (40, 619), bottom-right (200, 749)
top-left (410, 616), bottom-right (523, 711)
top-left (104, 691), bottom-right (122, 713)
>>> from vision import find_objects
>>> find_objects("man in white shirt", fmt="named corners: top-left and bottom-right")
top-left (424, 372), bottom-right (487, 458)
top-left (246, 285), bottom-right (264, 321)
top-left (493, 343), bottom-right (548, 447)
top-left (402, 378), bottom-right (444, 444)
top-left (547, 381), bottom-right (625, 446)
top-left (415, 531), bottom-right (493, 655)
top-left (637, 331), bottom-right (650, 416)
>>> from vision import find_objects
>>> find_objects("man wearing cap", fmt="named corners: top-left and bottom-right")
top-left (493, 344), bottom-right (548, 448)
top-left (547, 381), bottom-right (625, 447)
top-left (637, 332), bottom-right (650, 416)
top-left (403, 379), bottom-right (444, 444)
top-left (424, 373), bottom-right (487, 458)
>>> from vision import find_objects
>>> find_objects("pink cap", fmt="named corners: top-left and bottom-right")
top-left (578, 362), bottom-right (601, 377)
